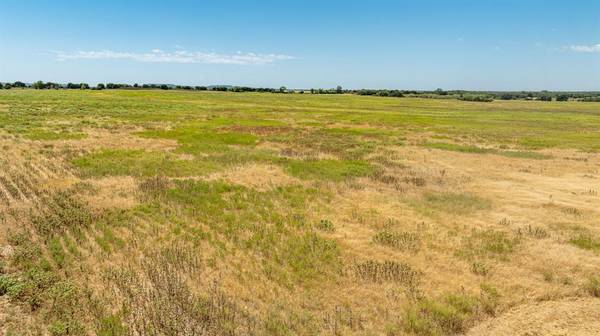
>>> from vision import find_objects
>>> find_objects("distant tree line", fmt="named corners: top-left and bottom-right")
top-left (348, 88), bottom-right (600, 102)
top-left (2, 81), bottom-right (600, 102)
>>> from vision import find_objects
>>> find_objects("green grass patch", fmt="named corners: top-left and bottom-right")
top-left (48, 237), bottom-right (67, 268)
top-left (402, 293), bottom-right (479, 335)
top-left (425, 142), bottom-right (491, 154)
top-left (279, 232), bottom-right (340, 282)
top-left (284, 159), bottom-right (373, 181)
top-left (72, 149), bottom-right (219, 177)
top-left (569, 233), bottom-right (600, 252)
top-left (139, 124), bottom-right (258, 155)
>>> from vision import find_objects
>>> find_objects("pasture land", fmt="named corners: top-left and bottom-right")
top-left (1, 90), bottom-right (599, 335)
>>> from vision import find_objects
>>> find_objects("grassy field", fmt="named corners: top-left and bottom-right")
top-left (1, 89), bottom-right (599, 335)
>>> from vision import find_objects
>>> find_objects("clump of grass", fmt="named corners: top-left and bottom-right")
top-left (470, 261), bottom-right (489, 276)
top-left (498, 217), bottom-right (512, 226)
top-left (138, 175), bottom-right (171, 200)
top-left (322, 305), bottom-right (365, 335)
top-left (315, 219), bottom-right (335, 233)
top-left (402, 294), bottom-right (479, 335)
top-left (479, 284), bottom-right (501, 316)
top-left (542, 270), bottom-right (554, 282)
top-left (97, 314), bottom-right (127, 336)
top-left (94, 224), bottom-right (125, 253)
top-left (281, 233), bottom-right (341, 282)
top-left (584, 276), bottom-right (600, 297)
top-left (569, 233), bottom-right (600, 252)
top-left (561, 206), bottom-right (582, 216)
top-left (48, 319), bottom-right (85, 336)
top-left (404, 176), bottom-right (427, 187)
top-left (517, 225), bottom-right (549, 239)
top-left (0, 274), bottom-right (22, 297)
top-left (459, 229), bottom-right (520, 260)
top-left (47, 237), bottom-right (67, 268)
top-left (402, 286), bottom-right (499, 335)
top-left (373, 230), bottom-right (420, 251)
top-left (353, 260), bottom-right (420, 287)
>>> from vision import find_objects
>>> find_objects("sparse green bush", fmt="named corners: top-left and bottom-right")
top-left (0, 274), bottom-right (22, 296)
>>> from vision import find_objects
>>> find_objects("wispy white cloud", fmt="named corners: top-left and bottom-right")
top-left (54, 49), bottom-right (295, 65)
top-left (566, 43), bottom-right (600, 53)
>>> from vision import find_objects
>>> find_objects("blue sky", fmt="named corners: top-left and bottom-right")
top-left (1, 0), bottom-right (599, 90)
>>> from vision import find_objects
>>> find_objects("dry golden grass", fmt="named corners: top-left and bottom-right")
top-left (1, 90), bottom-right (600, 335)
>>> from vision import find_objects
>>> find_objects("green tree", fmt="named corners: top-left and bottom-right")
top-left (32, 81), bottom-right (45, 89)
